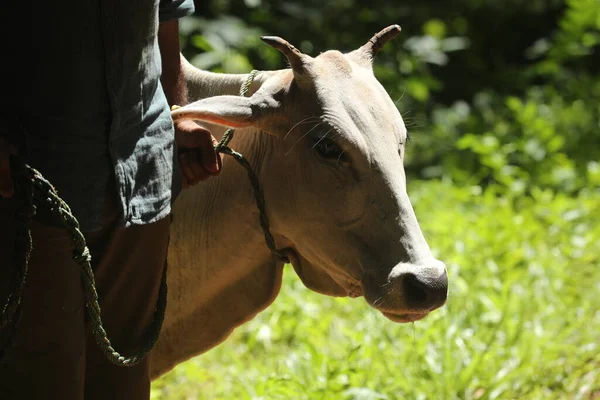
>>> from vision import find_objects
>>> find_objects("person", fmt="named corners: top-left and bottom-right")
top-left (0, 1), bottom-right (220, 399)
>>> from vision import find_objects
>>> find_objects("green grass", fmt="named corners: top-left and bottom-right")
top-left (151, 181), bottom-right (600, 399)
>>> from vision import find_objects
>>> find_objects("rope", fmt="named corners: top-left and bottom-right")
top-left (1, 165), bottom-right (167, 366)
top-left (217, 146), bottom-right (288, 262)
top-left (214, 70), bottom-right (289, 263)
top-left (216, 70), bottom-right (259, 149)
top-left (173, 70), bottom-right (288, 261)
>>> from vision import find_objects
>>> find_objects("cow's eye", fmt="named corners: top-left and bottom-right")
top-left (313, 136), bottom-right (348, 163)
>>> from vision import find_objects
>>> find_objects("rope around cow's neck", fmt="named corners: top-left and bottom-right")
top-left (173, 69), bottom-right (288, 262)
top-left (213, 70), bottom-right (289, 263)
top-left (0, 69), bottom-right (288, 366)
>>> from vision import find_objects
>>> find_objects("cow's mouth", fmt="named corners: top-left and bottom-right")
top-left (381, 311), bottom-right (428, 323)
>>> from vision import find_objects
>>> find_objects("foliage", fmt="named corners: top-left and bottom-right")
top-left (152, 181), bottom-right (600, 399)
top-left (181, 0), bottom-right (599, 193)
top-left (425, 0), bottom-right (600, 193)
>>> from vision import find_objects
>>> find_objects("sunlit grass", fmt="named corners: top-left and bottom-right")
top-left (152, 181), bottom-right (600, 399)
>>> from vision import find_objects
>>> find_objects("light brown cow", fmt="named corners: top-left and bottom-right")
top-left (151, 26), bottom-right (448, 378)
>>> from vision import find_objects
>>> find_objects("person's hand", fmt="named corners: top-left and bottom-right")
top-left (175, 120), bottom-right (221, 189)
top-left (0, 138), bottom-right (18, 198)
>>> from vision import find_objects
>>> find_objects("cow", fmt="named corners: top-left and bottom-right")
top-left (151, 25), bottom-right (448, 378)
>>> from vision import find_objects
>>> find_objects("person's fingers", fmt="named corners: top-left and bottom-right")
top-left (175, 121), bottom-right (222, 188)
top-left (212, 136), bottom-right (223, 173)
top-left (187, 149), bottom-right (211, 182)
top-left (196, 133), bottom-right (220, 175)
top-left (178, 152), bottom-right (194, 185)
top-left (175, 122), bottom-right (210, 147)
top-left (179, 150), bottom-right (210, 187)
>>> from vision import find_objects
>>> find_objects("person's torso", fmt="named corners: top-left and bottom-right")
top-left (4, 0), bottom-right (176, 231)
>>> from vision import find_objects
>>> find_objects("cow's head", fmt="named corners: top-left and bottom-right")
top-left (172, 25), bottom-right (448, 322)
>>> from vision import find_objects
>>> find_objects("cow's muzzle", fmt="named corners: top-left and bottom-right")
top-left (363, 260), bottom-right (448, 322)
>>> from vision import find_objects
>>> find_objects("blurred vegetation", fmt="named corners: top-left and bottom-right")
top-left (180, 0), bottom-right (600, 194)
top-left (154, 0), bottom-right (600, 398)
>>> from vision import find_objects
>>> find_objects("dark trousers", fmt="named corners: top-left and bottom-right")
top-left (0, 187), bottom-right (170, 399)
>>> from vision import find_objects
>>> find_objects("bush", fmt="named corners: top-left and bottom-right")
top-left (405, 0), bottom-right (600, 194)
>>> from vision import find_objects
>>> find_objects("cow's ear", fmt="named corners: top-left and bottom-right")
top-left (171, 68), bottom-right (291, 130)
top-left (171, 96), bottom-right (258, 128)
top-left (171, 89), bottom-right (285, 131)
top-left (174, 60), bottom-right (292, 131)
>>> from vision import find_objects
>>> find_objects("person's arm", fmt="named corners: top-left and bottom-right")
top-left (158, 19), bottom-right (221, 188)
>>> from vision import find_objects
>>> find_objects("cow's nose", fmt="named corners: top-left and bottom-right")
top-left (391, 261), bottom-right (448, 311)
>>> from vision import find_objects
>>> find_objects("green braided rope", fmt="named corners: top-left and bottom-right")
top-left (214, 70), bottom-right (288, 263)
top-left (217, 146), bottom-right (288, 262)
top-left (20, 166), bottom-right (167, 366)
top-left (216, 70), bottom-right (260, 149)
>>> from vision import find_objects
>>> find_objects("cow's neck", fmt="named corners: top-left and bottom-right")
top-left (183, 63), bottom-right (273, 99)
top-left (152, 128), bottom-right (286, 377)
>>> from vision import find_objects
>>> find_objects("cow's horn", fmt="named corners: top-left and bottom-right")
top-left (350, 25), bottom-right (402, 67)
top-left (261, 36), bottom-right (310, 74)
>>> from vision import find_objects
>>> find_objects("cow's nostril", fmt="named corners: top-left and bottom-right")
top-left (402, 274), bottom-right (429, 306)
top-left (399, 269), bottom-right (448, 311)
top-left (385, 262), bottom-right (448, 312)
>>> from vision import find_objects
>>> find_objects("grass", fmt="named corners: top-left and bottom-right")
top-left (151, 181), bottom-right (600, 399)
